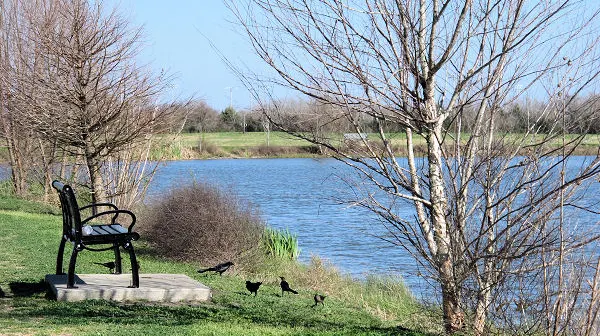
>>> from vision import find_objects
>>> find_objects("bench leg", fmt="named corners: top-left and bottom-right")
top-left (56, 237), bottom-right (67, 275)
top-left (67, 244), bottom-right (81, 289)
top-left (113, 243), bottom-right (122, 274)
top-left (124, 242), bottom-right (139, 288)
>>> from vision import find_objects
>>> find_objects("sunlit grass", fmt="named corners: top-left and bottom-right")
top-left (154, 131), bottom-right (600, 160)
top-left (0, 196), bottom-right (436, 335)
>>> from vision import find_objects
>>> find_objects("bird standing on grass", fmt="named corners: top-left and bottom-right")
top-left (279, 276), bottom-right (298, 296)
top-left (313, 294), bottom-right (326, 307)
top-left (94, 261), bottom-right (116, 274)
top-left (198, 261), bottom-right (234, 276)
top-left (245, 281), bottom-right (262, 297)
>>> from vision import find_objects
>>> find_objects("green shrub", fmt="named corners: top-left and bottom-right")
top-left (139, 183), bottom-right (264, 268)
top-left (263, 227), bottom-right (300, 260)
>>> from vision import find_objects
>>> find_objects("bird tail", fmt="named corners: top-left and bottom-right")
top-left (291, 289), bottom-right (298, 294)
top-left (197, 268), bottom-right (209, 273)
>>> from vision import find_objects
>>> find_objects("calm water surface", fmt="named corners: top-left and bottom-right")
top-left (146, 158), bottom-right (432, 296)
top-left (4, 156), bottom-right (597, 298)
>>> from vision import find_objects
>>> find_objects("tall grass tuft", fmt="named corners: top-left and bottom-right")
top-left (263, 227), bottom-right (300, 260)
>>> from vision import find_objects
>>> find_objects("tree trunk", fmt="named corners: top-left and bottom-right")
top-left (440, 261), bottom-right (464, 333)
top-left (6, 135), bottom-right (27, 197)
top-left (474, 285), bottom-right (492, 335)
top-left (38, 139), bottom-right (53, 202)
top-left (84, 151), bottom-right (105, 212)
top-left (428, 118), bottom-right (464, 334)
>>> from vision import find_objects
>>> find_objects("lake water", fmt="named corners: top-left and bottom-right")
top-left (145, 158), bottom-right (433, 295)
top-left (3, 156), bottom-right (598, 299)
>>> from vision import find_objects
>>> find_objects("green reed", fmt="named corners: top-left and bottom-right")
top-left (263, 227), bottom-right (300, 260)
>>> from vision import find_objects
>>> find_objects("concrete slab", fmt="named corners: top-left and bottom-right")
top-left (45, 273), bottom-right (212, 303)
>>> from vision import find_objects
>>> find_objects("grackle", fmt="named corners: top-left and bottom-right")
top-left (279, 276), bottom-right (298, 296)
top-left (198, 261), bottom-right (234, 276)
top-left (94, 261), bottom-right (116, 273)
top-left (313, 294), bottom-right (326, 307)
top-left (245, 281), bottom-right (262, 296)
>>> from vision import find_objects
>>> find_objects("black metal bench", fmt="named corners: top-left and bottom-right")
top-left (52, 180), bottom-right (140, 288)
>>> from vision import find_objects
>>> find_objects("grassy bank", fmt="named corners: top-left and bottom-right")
top-left (0, 196), bottom-right (439, 335)
top-left (153, 132), bottom-right (600, 160)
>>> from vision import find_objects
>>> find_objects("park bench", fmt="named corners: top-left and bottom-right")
top-left (343, 133), bottom-right (368, 142)
top-left (52, 180), bottom-right (140, 289)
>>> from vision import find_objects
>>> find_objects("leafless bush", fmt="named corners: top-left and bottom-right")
top-left (139, 183), bottom-right (264, 267)
top-left (195, 139), bottom-right (222, 156)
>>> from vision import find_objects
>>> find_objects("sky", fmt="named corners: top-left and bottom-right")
top-left (104, 1), bottom-right (259, 111)
top-left (103, 1), bottom-right (600, 111)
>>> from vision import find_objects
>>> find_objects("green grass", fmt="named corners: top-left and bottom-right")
top-left (155, 132), bottom-right (600, 160)
top-left (263, 227), bottom-right (300, 260)
top-left (178, 132), bottom-right (313, 149)
top-left (0, 197), bottom-right (437, 335)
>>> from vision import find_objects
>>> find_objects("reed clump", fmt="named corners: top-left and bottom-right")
top-left (263, 227), bottom-right (300, 260)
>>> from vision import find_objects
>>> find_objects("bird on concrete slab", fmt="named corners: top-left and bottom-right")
top-left (94, 261), bottom-right (116, 273)
top-left (197, 261), bottom-right (234, 276)
top-left (313, 294), bottom-right (326, 307)
top-left (245, 281), bottom-right (262, 297)
top-left (279, 276), bottom-right (298, 296)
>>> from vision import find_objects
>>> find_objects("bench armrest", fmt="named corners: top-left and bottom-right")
top-left (80, 203), bottom-right (120, 224)
top-left (81, 209), bottom-right (137, 232)
top-left (79, 203), bottom-right (119, 212)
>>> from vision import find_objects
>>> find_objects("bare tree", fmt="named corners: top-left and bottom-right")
top-left (0, 0), bottom-right (42, 197)
top-left (183, 100), bottom-right (220, 133)
top-left (3, 0), bottom-right (179, 207)
top-left (226, 0), bottom-right (600, 334)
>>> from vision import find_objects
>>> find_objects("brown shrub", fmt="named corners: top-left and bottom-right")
top-left (194, 139), bottom-right (223, 156)
top-left (139, 183), bottom-right (264, 267)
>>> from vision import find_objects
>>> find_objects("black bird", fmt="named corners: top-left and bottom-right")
top-left (313, 294), bottom-right (326, 307)
top-left (94, 261), bottom-right (116, 273)
top-left (198, 261), bottom-right (234, 276)
top-left (245, 281), bottom-right (262, 296)
top-left (279, 276), bottom-right (298, 296)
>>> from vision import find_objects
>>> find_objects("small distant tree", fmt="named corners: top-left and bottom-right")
top-left (220, 106), bottom-right (238, 130)
top-left (183, 100), bottom-right (220, 133)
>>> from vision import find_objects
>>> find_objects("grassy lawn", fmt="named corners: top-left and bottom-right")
top-left (0, 197), bottom-right (436, 336)
top-left (178, 132), bottom-right (313, 149)
top-left (153, 132), bottom-right (600, 160)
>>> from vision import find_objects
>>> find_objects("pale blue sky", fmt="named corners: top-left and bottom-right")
top-left (104, 1), bottom-right (600, 110)
top-left (105, 0), bottom-right (258, 111)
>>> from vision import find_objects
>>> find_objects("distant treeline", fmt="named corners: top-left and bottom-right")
top-left (179, 96), bottom-right (600, 134)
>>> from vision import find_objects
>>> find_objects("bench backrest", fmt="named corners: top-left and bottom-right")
top-left (52, 180), bottom-right (83, 242)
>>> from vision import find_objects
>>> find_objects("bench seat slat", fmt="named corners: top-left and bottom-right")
top-left (91, 226), bottom-right (110, 235)
top-left (109, 224), bottom-right (128, 234)
top-left (83, 224), bottom-right (128, 236)
top-left (101, 225), bottom-right (122, 235)
top-left (96, 226), bottom-right (114, 235)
